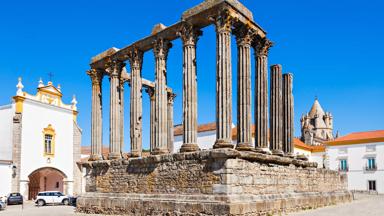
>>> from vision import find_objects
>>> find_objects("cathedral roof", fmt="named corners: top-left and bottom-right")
top-left (308, 98), bottom-right (325, 118)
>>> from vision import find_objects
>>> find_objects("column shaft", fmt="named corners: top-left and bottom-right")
top-left (283, 73), bottom-right (294, 156)
top-left (120, 80), bottom-right (124, 154)
top-left (88, 69), bottom-right (103, 161)
top-left (253, 38), bottom-right (272, 152)
top-left (145, 88), bottom-right (155, 153)
top-left (270, 64), bottom-right (284, 156)
top-left (234, 26), bottom-right (252, 150)
top-left (214, 11), bottom-right (234, 149)
top-left (129, 48), bottom-right (144, 157)
top-left (107, 60), bottom-right (124, 159)
top-left (153, 39), bottom-right (172, 155)
top-left (180, 23), bottom-right (201, 152)
top-left (167, 93), bottom-right (176, 153)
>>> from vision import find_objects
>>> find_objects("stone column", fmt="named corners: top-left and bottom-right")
top-left (128, 48), bottom-right (144, 157)
top-left (270, 64), bottom-right (284, 156)
top-left (283, 73), bottom-right (294, 156)
top-left (253, 38), bottom-right (273, 152)
top-left (153, 38), bottom-right (172, 155)
top-left (167, 93), bottom-right (176, 153)
top-left (120, 79), bottom-right (125, 154)
top-left (234, 25), bottom-right (253, 151)
top-left (87, 69), bottom-right (103, 160)
top-left (106, 59), bottom-right (125, 159)
top-left (145, 87), bottom-right (155, 152)
top-left (179, 23), bottom-right (202, 152)
top-left (213, 11), bottom-right (234, 149)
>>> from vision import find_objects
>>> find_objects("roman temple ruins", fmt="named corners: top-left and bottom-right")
top-left (78, 0), bottom-right (351, 215)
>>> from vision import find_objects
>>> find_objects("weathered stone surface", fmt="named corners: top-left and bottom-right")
top-left (78, 149), bottom-right (350, 215)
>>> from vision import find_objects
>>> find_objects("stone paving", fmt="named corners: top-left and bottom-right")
top-left (289, 194), bottom-right (384, 216)
top-left (1, 194), bottom-right (382, 216)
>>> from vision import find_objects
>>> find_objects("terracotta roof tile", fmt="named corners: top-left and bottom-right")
top-left (327, 130), bottom-right (384, 146)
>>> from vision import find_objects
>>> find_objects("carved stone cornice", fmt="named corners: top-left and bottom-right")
top-left (153, 38), bottom-right (172, 60)
top-left (87, 68), bottom-right (104, 85)
top-left (105, 58), bottom-right (126, 77)
top-left (127, 47), bottom-right (144, 71)
top-left (179, 22), bottom-right (202, 47)
top-left (233, 24), bottom-right (255, 47)
top-left (253, 38), bottom-right (273, 57)
top-left (167, 92), bottom-right (176, 104)
top-left (213, 10), bottom-right (234, 34)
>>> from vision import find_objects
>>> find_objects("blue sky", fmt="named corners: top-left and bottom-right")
top-left (0, 0), bottom-right (383, 150)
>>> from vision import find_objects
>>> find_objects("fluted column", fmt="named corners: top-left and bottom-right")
top-left (213, 11), bottom-right (234, 149)
top-left (87, 69), bottom-right (103, 161)
top-left (179, 23), bottom-right (202, 152)
top-left (145, 88), bottom-right (155, 152)
top-left (253, 38), bottom-right (273, 152)
top-left (167, 93), bottom-right (176, 153)
top-left (270, 64), bottom-right (283, 156)
top-left (234, 25), bottom-right (253, 151)
top-left (128, 48), bottom-right (144, 157)
top-left (283, 73), bottom-right (294, 156)
top-left (106, 59), bottom-right (125, 159)
top-left (153, 38), bottom-right (172, 155)
top-left (120, 79), bottom-right (125, 154)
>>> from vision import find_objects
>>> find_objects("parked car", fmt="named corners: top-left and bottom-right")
top-left (7, 193), bottom-right (23, 205)
top-left (35, 191), bottom-right (69, 206)
top-left (0, 200), bottom-right (6, 210)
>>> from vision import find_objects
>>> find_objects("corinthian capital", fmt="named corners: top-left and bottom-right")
top-left (167, 92), bottom-right (176, 104)
top-left (233, 25), bottom-right (255, 47)
top-left (105, 58), bottom-right (126, 77)
top-left (213, 10), bottom-right (234, 33)
top-left (127, 47), bottom-right (143, 71)
top-left (153, 38), bottom-right (172, 60)
top-left (254, 38), bottom-right (273, 57)
top-left (87, 68), bottom-right (104, 85)
top-left (179, 22), bottom-right (202, 47)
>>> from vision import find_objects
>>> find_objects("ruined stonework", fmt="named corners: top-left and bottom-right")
top-left (78, 149), bottom-right (351, 215)
top-left (81, 0), bottom-right (352, 214)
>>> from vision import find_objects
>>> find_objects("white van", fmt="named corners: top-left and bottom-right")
top-left (35, 191), bottom-right (69, 206)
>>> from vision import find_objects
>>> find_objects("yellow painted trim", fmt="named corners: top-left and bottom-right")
top-left (43, 124), bottom-right (56, 157)
top-left (38, 88), bottom-right (63, 98)
top-left (13, 96), bottom-right (25, 113)
top-left (327, 138), bottom-right (384, 146)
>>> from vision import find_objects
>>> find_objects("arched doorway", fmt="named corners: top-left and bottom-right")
top-left (28, 167), bottom-right (67, 200)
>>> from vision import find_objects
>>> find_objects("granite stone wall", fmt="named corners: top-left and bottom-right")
top-left (78, 149), bottom-right (350, 215)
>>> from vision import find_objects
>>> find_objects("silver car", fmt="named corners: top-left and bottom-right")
top-left (0, 200), bottom-right (6, 210)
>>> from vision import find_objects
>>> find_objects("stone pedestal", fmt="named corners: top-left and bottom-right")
top-left (78, 149), bottom-right (351, 215)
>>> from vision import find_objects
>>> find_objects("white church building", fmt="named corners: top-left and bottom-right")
top-left (0, 78), bottom-right (82, 200)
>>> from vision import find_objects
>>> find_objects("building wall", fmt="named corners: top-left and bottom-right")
top-left (0, 163), bottom-right (12, 197)
top-left (174, 131), bottom-right (217, 153)
top-left (328, 142), bottom-right (384, 193)
top-left (19, 99), bottom-right (75, 196)
top-left (0, 105), bottom-right (14, 160)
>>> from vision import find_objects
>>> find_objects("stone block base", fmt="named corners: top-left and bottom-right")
top-left (78, 149), bottom-right (351, 215)
top-left (77, 191), bottom-right (351, 215)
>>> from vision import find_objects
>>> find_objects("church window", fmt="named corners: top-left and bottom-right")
top-left (366, 158), bottom-right (377, 171)
top-left (43, 124), bottom-right (56, 156)
top-left (339, 159), bottom-right (348, 171)
top-left (368, 180), bottom-right (376, 191)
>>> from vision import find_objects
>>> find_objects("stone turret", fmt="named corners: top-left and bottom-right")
top-left (300, 98), bottom-right (334, 145)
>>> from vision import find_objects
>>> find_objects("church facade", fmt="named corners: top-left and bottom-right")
top-left (0, 78), bottom-right (82, 200)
